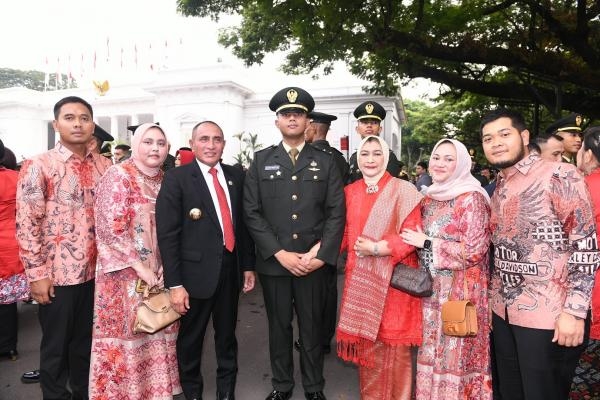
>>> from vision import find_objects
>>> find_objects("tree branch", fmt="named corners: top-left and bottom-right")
top-left (525, 0), bottom-right (600, 68)
top-left (399, 59), bottom-right (600, 119)
top-left (380, 28), bottom-right (600, 90)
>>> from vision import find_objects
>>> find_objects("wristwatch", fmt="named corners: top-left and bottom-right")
top-left (423, 238), bottom-right (433, 251)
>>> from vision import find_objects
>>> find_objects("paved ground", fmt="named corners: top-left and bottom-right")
top-left (0, 274), bottom-right (359, 400)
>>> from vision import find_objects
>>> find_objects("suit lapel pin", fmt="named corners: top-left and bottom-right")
top-left (228, 180), bottom-right (233, 186)
top-left (189, 208), bottom-right (202, 220)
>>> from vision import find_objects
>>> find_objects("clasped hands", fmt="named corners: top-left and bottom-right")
top-left (275, 242), bottom-right (324, 277)
top-left (354, 236), bottom-right (377, 258)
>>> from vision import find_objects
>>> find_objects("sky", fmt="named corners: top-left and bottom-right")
top-left (0, 0), bottom-right (437, 99)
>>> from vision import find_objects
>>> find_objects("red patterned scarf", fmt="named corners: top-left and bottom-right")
top-left (337, 178), bottom-right (418, 367)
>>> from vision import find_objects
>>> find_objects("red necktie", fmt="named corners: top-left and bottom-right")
top-left (209, 168), bottom-right (235, 252)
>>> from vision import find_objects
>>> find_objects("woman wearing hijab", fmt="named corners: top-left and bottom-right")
top-left (89, 124), bottom-right (181, 399)
top-left (174, 148), bottom-right (194, 167)
top-left (0, 142), bottom-right (29, 361)
top-left (402, 138), bottom-right (492, 400)
top-left (333, 135), bottom-right (424, 399)
top-left (570, 127), bottom-right (600, 398)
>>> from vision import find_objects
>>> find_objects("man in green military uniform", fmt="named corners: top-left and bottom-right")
top-left (347, 101), bottom-right (402, 183)
top-left (545, 113), bottom-right (584, 164)
top-left (305, 111), bottom-right (349, 186)
top-left (244, 87), bottom-right (345, 400)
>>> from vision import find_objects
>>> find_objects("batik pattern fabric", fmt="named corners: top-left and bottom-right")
top-left (0, 273), bottom-right (29, 304)
top-left (89, 160), bottom-right (181, 400)
top-left (16, 143), bottom-right (109, 285)
top-left (0, 167), bottom-right (29, 303)
top-left (489, 155), bottom-right (598, 329)
top-left (416, 191), bottom-right (493, 400)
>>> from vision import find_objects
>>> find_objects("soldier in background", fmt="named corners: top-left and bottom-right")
top-left (113, 144), bottom-right (131, 163)
top-left (545, 113), bottom-right (583, 164)
top-left (88, 125), bottom-right (114, 166)
top-left (532, 134), bottom-right (565, 163)
top-left (305, 111), bottom-right (349, 186)
top-left (347, 101), bottom-right (401, 183)
top-left (302, 111), bottom-right (348, 355)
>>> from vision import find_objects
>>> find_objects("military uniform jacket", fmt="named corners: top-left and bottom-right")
top-left (347, 149), bottom-right (402, 184)
top-left (243, 142), bottom-right (346, 276)
top-left (310, 139), bottom-right (349, 183)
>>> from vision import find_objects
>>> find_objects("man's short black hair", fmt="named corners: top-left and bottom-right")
top-left (114, 144), bottom-right (131, 151)
top-left (527, 142), bottom-right (541, 154)
top-left (417, 160), bottom-right (428, 169)
top-left (53, 96), bottom-right (93, 119)
top-left (533, 134), bottom-right (563, 146)
top-left (480, 108), bottom-right (527, 138)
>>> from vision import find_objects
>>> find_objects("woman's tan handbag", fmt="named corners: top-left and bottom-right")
top-left (134, 283), bottom-right (181, 334)
top-left (441, 246), bottom-right (478, 337)
top-left (441, 300), bottom-right (477, 336)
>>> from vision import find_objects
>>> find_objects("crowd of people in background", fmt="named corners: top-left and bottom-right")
top-left (0, 90), bottom-right (599, 400)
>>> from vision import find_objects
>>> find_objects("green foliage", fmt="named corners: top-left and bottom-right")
top-left (232, 131), bottom-right (263, 168)
top-left (177, 0), bottom-right (600, 120)
top-left (402, 91), bottom-right (557, 168)
top-left (0, 68), bottom-right (77, 91)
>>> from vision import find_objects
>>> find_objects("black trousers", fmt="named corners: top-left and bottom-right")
top-left (38, 280), bottom-right (94, 400)
top-left (260, 267), bottom-right (327, 393)
top-left (177, 250), bottom-right (239, 400)
top-left (492, 312), bottom-right (589, 400)
top-left (0, 302), bottom-right (18, 353)
top-left (321, 264), bottom-right (337, 347)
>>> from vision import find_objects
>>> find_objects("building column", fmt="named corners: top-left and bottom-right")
top-left (110, 115), bottom-right (119, 142)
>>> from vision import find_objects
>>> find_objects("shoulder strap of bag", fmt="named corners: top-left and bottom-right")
top-left (448, 242), bottom-right (469, 301)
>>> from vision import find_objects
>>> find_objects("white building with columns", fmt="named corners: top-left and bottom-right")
top-left (0, 64), bottom-right (405, 164)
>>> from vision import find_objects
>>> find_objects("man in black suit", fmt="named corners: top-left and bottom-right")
top-left (244, 87), bottom-right (346, 400)
top-left (156, 121), bottom-right (256, 400)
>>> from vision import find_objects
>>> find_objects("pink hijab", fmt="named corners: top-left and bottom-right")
top-left (131, 123), bottom-right (167, 177)
top-left (425, 138), bottom-right (490, 203)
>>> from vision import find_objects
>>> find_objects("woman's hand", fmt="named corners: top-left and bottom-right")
top-left (132, 263), bottom-right (159, 288)
top-left (401, 226), bottom-right (429, 249)
top-left (354, 236), bottom-right (378, 257)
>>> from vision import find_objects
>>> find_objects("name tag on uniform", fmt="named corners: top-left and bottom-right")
top-left (265, 165), bottom-right (280, 171)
